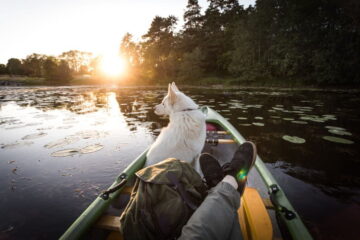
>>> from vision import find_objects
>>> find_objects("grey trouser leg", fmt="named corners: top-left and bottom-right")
top-left (178, 182), bottom-right (243, 240)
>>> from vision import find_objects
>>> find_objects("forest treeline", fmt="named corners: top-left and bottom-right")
top-left (0, 51), bottom-right (95, 84)
top-left (1, 0), bottom-right (359, 86)
top-left (121, 0), bottom-right (360, 85)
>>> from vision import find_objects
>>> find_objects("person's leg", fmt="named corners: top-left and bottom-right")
top-left (178, 177), bottom-right (242, 240)
top-left (179, 141), bottom-right (257, 240)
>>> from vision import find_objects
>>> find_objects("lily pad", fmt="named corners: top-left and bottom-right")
top-left (283, 118), bottom-right (294, 121)
top-left (22, 132), bottom-right (47, 140)
top-left (1, 141), bottom-right (34, 149)
top-left (254, 116), bottom-right (263, 120)
top-left (325, 126), bottom-right (346, 131)
top-left (237, 117), bottom-right (247, 120)
top-left (291, 120), bottom-right (308, 124)
top-left (282, 135), bottom-right (306, 144)
top-left (76, 130), bottom-right (107, 139)
top-left (252, 122), bottom-right (264, 126)
top-left (328, 129), bottom-right (352, 136)
top-left (322, 136), bottom-right (354, 144)
top-left (51, 149), bottom-right (80, 157)
top-left (44, 136), bottom-right (80, 149)
top-left (80, 144), bottom-right (104, 154)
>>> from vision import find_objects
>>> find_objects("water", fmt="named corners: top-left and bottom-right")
top-left (0, 86), bottom-right (359, 240)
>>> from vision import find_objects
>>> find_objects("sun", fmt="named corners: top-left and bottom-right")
top-left (100, 54), bottom-right (127, 77)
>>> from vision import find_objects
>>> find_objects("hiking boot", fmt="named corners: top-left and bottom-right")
top-left (223, 141), bottom-right (257, 194)
top-left (200, 153), bottom-right (224, 189)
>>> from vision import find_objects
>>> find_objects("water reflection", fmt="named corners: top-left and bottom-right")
top-left (0, 86), bottom-right (359, 239)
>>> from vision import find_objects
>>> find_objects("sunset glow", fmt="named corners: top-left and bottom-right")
top-left (100, 54), bottom-right (127, 77)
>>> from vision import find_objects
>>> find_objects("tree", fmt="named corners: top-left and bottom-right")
top-left (181, 0), bottom-right (204, 52)
top-left (6, 58), bottom-right (23, 76)
top-left (141, 15), bottom-right (179, 81)
top-left (0, 64), bottom-right (7, 74)
top-left (178, 47), bottom-right (204, 81)
top-left (60, 50), bottom-right (92, 74)
top-left (57, 60), bottom-right (72, 83)
top-left (22, 53), bottom-right (46, 77)
top-left (43, 57), bottom-right (59, 82)
top-left (120, 33), bottom-right (140, 67)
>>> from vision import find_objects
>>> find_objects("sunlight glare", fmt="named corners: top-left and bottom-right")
top-left (100, 54), bottom-right (126, 77)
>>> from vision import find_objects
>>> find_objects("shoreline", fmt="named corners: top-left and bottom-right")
top-left (1, 76), bottom-right (359, 93)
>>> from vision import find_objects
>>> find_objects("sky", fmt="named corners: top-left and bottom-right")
top-left (0, 0), bottom-right (255, 64)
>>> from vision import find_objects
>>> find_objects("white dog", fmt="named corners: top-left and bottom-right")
top-left (145, 82), bottom-right (206, 174)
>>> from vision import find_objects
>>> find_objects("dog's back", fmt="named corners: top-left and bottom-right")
top-left (145, 83), bottom-right (206, 173)
top-left (146, 110), bottom-right (206, 167)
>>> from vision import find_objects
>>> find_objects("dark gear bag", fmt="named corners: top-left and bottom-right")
top-left (119, 158), bottom-right (207, 240)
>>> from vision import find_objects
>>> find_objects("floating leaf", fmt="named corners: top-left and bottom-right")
top-left (57, 125), bottom-right (73, 129)
top-left (322, 136), bottom-right (354, 144)
top-left (328, 129), bottom-right (352, 136)
top-left (237, 117), bottom-right (247, 120)
top-left (282, 135), bottom-right (306, 144)
top-left (291, 120), bottom-right (308, 124)
top-left (300, 115), bottom-right (325, 123)
top-left (1, 141), bottom-right (34, 149)
top-left (254, 116), bottom-right (263, 120)
top-left (283, 118), bottom-right (295, 121)
top-left (252, 122), bottom-right (264, 126)
top-left (80, 144), bottom-right (104, 154)
top-left (239, 124), bottom-right (252, 126)
top-left (325, 126), bottom-right (346, 131)
top-left (22, 132), bottom-right (47, 140)
top-left (51, 149), bottom-right (80, 157)
top-left (76, 130), bottom-right (107, 139)
top-left (322, 114), bottom-right (337, 120)
top-left (44, 136), bottom-right (80, 149)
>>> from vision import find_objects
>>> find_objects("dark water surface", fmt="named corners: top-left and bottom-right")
top-left (0, 86), bottom-right (359, 240)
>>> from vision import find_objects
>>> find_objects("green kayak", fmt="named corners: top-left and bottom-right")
top-left (61, 107), bottom-right (313, 240)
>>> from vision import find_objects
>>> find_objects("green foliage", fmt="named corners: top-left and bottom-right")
top-left (123, 0), bottom-right (360, 86)
top-left (60, 50), bottom-right (92, 73)
top-left (141, 15), bottom-right (179, 82)
top-left (6, 58), bottom-right (24, 75)
top-left (43, 57), bottom-right (72, 83)
top-left (0, 64), bottom-right (7, 74)
top-left (178, 47), bottom-right (204, 81)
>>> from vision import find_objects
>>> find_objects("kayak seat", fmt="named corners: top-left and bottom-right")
top-left (239, 187), bottom-right (273, 240)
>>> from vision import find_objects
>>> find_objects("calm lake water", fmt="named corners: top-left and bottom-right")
top-left (0, 86), bottom-right (359, 240)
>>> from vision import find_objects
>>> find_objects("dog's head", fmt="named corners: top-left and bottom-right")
top-left (154, 82), bottom-right (198, 116)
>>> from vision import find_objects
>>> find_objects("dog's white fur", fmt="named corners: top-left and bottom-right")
top-left (145, 82), bottom-right (206, 174)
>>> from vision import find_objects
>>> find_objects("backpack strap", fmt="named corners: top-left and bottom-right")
top-left (166, 172), bottom-right (198, 210)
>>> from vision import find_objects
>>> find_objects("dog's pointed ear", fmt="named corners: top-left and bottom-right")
top-left (171, 82), bottom-right (179, 92)
top-left (168, 83), bottom-right (177, 104)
